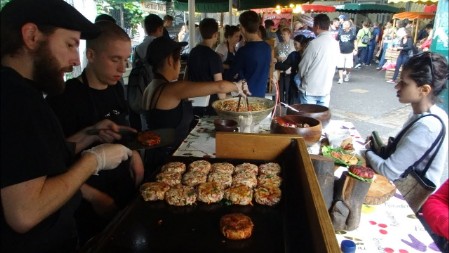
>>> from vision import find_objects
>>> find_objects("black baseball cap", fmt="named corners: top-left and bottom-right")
top-left (147, 37), bottom-right (187, 65)
top-left (1, 0), bottom-right (100, 39)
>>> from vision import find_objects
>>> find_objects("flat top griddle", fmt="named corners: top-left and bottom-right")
top-left (81, 143), bottom-right (316, 253)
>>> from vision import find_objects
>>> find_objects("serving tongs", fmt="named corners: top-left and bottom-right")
top-left (236, 95), bottom-right (251, 112)
top-left (280, 102), bottom-right (299, 112)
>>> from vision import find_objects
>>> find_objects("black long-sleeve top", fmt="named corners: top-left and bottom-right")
top-left (274, 51), bottom-right (301, 76)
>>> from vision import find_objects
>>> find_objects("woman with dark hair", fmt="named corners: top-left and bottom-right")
top-left (366, 52), bottom-right (448, 189)
top-left (387, 29), bottom-right (414, 83)
top-left (141, 37), bottom-right (249, 170)
top-left (215, 25), bottom-right (240, 80)
top-left (274, 35), bottom-right (313, 104)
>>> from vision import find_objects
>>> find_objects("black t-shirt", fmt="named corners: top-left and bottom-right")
top-left (337, 29), bottom-right (356, 54)
top-left (187, 44), bottom-right (224, 114)
top-left (46, 77), bottom-right (128, 137)
top-left (187, 44), bottom-right (223, 82)
top-left (46, 77), bottom-right (134, 208)
top-left (1, 66), bottom-right (80, 252)
top-left (163, 27), bottom-right (170, 39)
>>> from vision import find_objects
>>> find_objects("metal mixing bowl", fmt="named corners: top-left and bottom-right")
top-left (212, 97), bottom-right (275, 125)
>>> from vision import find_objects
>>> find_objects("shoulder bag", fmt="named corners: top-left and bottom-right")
top-left (371, 114), bottom-right (441, 159)
top-left (392, 114), bottom-right (445, 213)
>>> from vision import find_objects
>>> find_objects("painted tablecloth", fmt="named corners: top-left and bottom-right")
top-left (334, 188), bottom-right (440, 253)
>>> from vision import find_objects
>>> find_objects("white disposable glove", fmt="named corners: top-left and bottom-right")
top-left (233, 80), bottom-right (251, 97)
top-left (82, 143), bottom-right (133, 175)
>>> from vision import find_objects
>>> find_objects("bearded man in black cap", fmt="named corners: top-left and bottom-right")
top-left (1, 1), bottom-right (135, 252)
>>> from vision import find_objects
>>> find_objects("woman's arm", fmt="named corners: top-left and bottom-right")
top-left (275, 51), bottom-right (295, 71)
top-left (152, 80), bottom-right (246, 110)
top-left (365, 123), bottom-right (438, 181)
top-left (170, 80), bottom-right (238, 100)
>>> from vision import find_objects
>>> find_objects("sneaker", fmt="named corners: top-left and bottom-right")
top-left (354, 63), bottom-right (361, 69)
top-left (386, 79), bottom-right (396, 84)
top-left (337, 78), bottom-right (343, 84)
top-left (344, 73), bottom-right (350, 82)
top-left (376, 67), bottom-right (382, 70)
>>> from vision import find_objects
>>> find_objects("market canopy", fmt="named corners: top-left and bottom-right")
top-left (334, 3), bottom-right (403, 13)
top-left (301, 4), bottom-right (336, 13)
top-left (423, 4), bottom-right (437, 13)
top-left (387, 0), bottom-right (438, 3)
top-left (251, 4), bottom-right (335, 13)
top-left (237, 0), bottom-right (309, 10)
top-left (392, 12), bottom-right (435, 43)
top-left (173, 0), bottom-right (310, 12)
top-left (173, 0), bottom-right (230, 12)
top-left (392, 11), bottom-right (436, 19)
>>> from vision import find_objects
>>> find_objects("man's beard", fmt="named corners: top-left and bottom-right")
top-left (32, 40), bottom-right (73, 96)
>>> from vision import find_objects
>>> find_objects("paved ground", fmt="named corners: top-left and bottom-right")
top-left (329, 64), bottom-right (447, 184)
top-left (329, 64), bottom-right (410, 138)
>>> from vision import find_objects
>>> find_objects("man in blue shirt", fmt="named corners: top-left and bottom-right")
top-left (367, 22), bottom-right (380, 65)
top-left (228, 11), bottom-right (271, 98)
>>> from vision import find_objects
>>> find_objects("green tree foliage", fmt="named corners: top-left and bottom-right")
top-left (1, 0), bottom-right (12, 10)
top-left (96, 0), bottom-right (144, 37)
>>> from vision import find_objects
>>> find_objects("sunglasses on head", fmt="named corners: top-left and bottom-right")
top-left (414, 51), bottom-right (434, 85)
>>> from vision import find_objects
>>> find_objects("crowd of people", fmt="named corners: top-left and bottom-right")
top-left (1, 0), bottom-right (447, 252)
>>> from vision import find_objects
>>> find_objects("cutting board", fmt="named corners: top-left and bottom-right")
top-left (364, 174), bottom-right (396, 205)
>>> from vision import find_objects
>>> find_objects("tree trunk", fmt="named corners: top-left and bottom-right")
top-left (310, 155), bottom-right (335, 210)
top-left (330, 172), bottom-right (372, 231)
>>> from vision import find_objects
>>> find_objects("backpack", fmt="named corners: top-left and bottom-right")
top-left (361, 30), bottom-right (370, 44)
top-left (127, 52), bottom-right (152, 114)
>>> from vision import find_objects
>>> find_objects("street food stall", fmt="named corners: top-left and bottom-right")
top-left (80, 106), bottom-right (441, 252)
top-left (392, 11), bottom-right (436, 43)
top-left (80, 115), bottom-right (341, 252)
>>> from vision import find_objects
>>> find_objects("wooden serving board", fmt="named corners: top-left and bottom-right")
top-left (215, 132), bottom-right (303, 160)
top-left (364, 174), bottom-right (396, 205)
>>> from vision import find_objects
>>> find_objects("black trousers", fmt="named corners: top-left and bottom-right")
top-left (279, 73), bottom-right (291, 104)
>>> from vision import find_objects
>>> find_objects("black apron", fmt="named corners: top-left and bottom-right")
top-left (223, 41), bottom-right (236, 81)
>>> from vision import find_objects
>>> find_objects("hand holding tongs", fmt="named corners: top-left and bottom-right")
top-left (237, 95), bottom-right (251, 112)
top-left (236, 80), bottom-right (251, 112)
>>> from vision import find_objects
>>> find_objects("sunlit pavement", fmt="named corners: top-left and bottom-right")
top-left (330, 64), bottom-right (409, 138)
